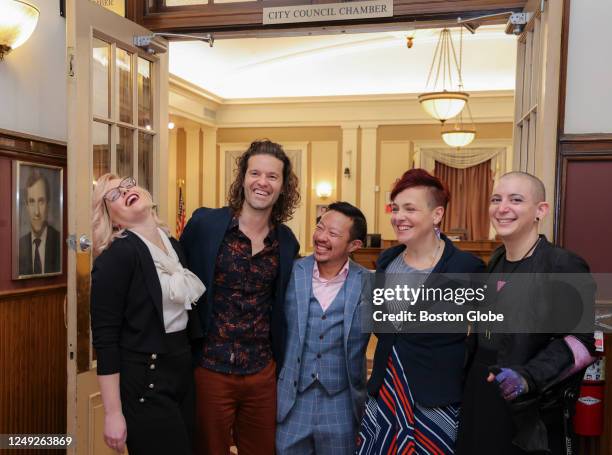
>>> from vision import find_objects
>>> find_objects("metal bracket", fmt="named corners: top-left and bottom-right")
top-left (134, 32), bottom-right (214, 55)
top-left (67, 47), bottom-right (75, 78)
top-left (458, 10), bottom-right (532, 35)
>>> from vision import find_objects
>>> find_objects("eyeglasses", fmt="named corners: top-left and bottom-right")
top-left (103, 177), bottom-right (136, 202)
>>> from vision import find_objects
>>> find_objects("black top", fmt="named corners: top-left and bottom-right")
top-left (367, 234), bottom-right (485, 407)
top-left (459, 235), bottom-right (596, 453)
top-left (90, 231), bottom-right (202, 375)
top-left (477, 235), bottom-right (595, 393)
top-left (180, 206), bottom-right (300, 371)
top-left (478, 255), bottom-right (535, 351)
top-left (201, 216), bottom-right (280, 374)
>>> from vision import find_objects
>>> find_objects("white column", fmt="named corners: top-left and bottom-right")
top-left (184, 126), bottom-right (200, 218)
top-left (167, 127), bottom-right (178, 234)
top-left (201, 126), bottom-right (218, 208)
top-left (360, 124), bottom-right (378, 233)
top-left (341, 124), bottom-right (359, 204)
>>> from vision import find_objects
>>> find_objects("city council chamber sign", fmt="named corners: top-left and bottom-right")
top-left (263, 0), bottom-right (393, 25)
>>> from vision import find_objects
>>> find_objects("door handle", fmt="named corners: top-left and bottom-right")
top-left (79, 235), bottom-right (92, 252)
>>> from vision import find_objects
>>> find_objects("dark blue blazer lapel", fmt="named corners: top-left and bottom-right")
top-left (204, 207), bottom-right (233, 291)
top-left (277, 225), bottom-right (297, 302)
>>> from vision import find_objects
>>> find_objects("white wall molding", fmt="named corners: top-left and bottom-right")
top-left (214, 94), bottom-right (514, 128)
top-left (169, 80), bottom-right (514, 129)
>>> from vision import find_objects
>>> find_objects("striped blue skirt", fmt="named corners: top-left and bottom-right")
top-left (356, 347), bottom-right (460, 455)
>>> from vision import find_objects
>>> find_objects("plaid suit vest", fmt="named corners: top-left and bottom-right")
top-left (297, 285), bottom-right (348, 395)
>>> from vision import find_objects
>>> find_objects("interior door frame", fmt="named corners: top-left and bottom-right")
top-left (65, 2), bottom-right (168, 453)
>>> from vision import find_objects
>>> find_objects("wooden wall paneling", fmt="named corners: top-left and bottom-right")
top-left (556, 138), bottom-right (612, 250)
top-left (356, 240), bottom-right (502, 268)
top-left (0, 286), bottom-right (67, 454)
top-left (0, 131), bottom-right (68, 453)
top-left (556, 138), bottom-right (612, 455)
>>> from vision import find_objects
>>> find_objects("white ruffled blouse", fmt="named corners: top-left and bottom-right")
top-left (130, 228), bottom-right (205, 333)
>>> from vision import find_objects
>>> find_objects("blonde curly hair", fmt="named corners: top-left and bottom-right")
top-left (92, 173), bottom-right (169, 256)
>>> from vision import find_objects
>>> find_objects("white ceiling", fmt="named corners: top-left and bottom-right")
top-left (169, 25), bottom-right (517, 100)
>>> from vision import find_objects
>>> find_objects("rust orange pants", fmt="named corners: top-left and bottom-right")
top-left (194, 360), bottom-right (277, 455)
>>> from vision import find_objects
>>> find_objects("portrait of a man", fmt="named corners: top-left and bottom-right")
top-left (13, 162), bottom-right (63, 279)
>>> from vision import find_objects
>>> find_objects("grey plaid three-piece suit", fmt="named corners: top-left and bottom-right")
top-left (276, 255), bottom-right (371, 455)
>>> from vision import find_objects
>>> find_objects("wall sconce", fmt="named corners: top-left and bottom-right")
top-left (0, 1), bottom-right (40, 61)
top-left (343, 167), bottom-right (351, 178)
top-left (168, 121), bottom-right (175, 130)
top-left (315, 182), bottom-right (333, 199)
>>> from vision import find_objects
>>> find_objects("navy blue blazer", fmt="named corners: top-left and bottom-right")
top-left (367, 234), bottom-right (485, 407)
top-left (180, 206), bottom-right (300, 370)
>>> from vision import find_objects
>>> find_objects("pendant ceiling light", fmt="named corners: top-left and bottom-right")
top-left (439, 27), bottom-right (477, 148)
top-left (442, 127), bottom-right (476, 148)
top-left (442, 102), bottom-right (476, 147)
top-left (0, 0), bottom-right (39, 60)
top-left (418, 28), bottom-right (468, 122)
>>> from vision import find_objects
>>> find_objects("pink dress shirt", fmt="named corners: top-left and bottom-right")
top-left (312, 260), bottom-right (350, 312)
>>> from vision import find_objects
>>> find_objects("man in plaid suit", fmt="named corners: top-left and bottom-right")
top-left (276, 202), bottom-right (371, 454)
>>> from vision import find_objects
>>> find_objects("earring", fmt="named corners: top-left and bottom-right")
top-left (434, 226), bottom-right (441, 239)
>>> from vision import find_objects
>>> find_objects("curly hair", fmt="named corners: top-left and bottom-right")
top-left (227, 140), bottom-right (300, 225)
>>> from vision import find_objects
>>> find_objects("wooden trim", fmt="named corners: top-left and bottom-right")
top-left (76, 252), bottom-right (93, 374)
top-left (556, 140), bottom-right (612, 455)
top-left (125, 0), bottom-right (144, 23)
top-left (138, 0), bottom-right (525, 33)
top-left (557, 0), bottom-right (570, 137)
top-left (0, 128), bottom-right (67, 147)
top-left (0, 284), bottom-right (67, 300)
top-left (555, 139), bottom-right (612, 246)
top-left (0, 129), bottom-right (67, 163)
top-left (554, 136), bottom-right (612, 241)
top-left (560, 133), bottom-right (612, 144)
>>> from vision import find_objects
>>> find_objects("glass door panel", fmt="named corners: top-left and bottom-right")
top-left (117, 127), bottom-right (134, 178)
top-left (116, 48), bottom-right (133, 124)
top-left (138, 132), bottom-right (154, 191)
top-left (138, 57), bottom-right (153, 129)
top-left (92, 121), bottom-right (110, 182)
top-left (92, 38), bottom-right (111, 119)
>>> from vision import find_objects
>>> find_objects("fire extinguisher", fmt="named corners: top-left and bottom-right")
top-left (573, 332), bottom-right (605, 437)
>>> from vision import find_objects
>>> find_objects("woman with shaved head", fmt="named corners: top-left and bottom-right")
top-left (457, 172), bottom-right (596, 455)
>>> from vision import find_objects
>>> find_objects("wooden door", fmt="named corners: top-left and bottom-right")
top-left (65, 2), bottom-right (168, 453)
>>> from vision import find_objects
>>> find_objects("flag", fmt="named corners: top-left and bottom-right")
top-left (176, 186), bottom-right (186, 238)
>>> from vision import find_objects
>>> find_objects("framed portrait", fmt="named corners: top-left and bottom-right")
top-left (12, 161), bottom-right (64, 280)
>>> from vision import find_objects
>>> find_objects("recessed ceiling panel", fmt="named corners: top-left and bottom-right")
top-left (169, 25), bottom-right (516, 99)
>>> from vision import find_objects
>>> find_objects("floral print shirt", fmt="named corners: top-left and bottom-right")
top-left (200, 217), bottom-right (280, 374)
